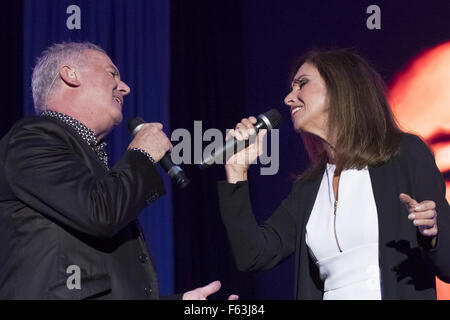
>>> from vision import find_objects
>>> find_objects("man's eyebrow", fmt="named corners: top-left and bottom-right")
top-left (108, 65), bottom-right (121, 77)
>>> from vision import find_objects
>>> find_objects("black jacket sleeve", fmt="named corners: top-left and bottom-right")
top-left (4, 120), bottom-right (166, 239)
top-left (404, 134), bottom-right (450, 282)
top-left (217, 179), bottom-right (301, 272)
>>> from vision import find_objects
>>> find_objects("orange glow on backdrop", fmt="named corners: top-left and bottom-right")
top-left (388, 42), bottom-right (450, 300)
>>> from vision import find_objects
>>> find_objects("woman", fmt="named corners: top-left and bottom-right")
top-left (217, 49), bottom-right (450, 299)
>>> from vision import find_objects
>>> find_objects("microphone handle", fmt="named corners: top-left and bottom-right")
top-left (159, 153), bottom-right (190, 189)
top-left (129, 118), bottom-right (190, 189)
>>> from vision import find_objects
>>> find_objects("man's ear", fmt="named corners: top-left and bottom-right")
top-left (59, 66), bottom-right (81, 87)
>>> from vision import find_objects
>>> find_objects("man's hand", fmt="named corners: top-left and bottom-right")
top-left (399, 193), bottom-right (438, 248)
top-left (182, 281), bottom-right (239, 300)
top-left (127, 123), bottom-right (172, 162)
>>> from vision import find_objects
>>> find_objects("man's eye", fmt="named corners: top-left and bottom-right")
top-left (109, 71), bottom-right (118, 78)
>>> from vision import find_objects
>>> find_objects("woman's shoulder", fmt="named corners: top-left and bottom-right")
top-left (393, 131), bottom-right (437, 169)
top-left (398, 132), bottom-right (432, 156)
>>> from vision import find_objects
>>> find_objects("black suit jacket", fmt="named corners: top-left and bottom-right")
top-left (0, 116), bottom-right (166, 299)
top-left (218, 133), bottom-right (450, 299)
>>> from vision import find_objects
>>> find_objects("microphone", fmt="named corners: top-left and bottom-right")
top-left (128, 117), bottom-right (190, 189)
top-left (198, 108), bottom-right (282, 169)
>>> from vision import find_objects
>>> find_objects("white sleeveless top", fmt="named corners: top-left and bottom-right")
top-left (305, 163), bottom-right (382, 300)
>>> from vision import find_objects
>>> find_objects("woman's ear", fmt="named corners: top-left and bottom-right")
top-left (59, 65), bottom-right (81, 87)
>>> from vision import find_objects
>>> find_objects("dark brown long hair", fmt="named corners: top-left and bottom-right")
top-left (293, 48), bottom-right (402, 178)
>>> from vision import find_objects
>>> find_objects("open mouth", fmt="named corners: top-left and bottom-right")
top-left (113, 96), bottom-right (122, 105)
top-left (291, 106), bottom-right (303, 115)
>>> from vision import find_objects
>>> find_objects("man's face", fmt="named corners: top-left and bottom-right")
top-left (76, 49), bottom-right (130, 136)
top-left (389, 42), bottom-right (450, 201)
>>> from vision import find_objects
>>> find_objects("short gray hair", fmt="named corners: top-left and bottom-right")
top-left (31, 42), bottom-right (106, 114)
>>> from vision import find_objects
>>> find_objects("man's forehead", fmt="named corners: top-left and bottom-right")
top-left (84, 49), bottom-right (116, 67)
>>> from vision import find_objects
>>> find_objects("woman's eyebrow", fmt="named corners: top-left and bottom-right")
top-left (291, 75), bottom-right (309, 87)
top-left (293, 74), bottom-right (309, 82)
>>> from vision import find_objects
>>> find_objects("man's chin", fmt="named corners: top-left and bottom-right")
top-left (112, 111), bottom-right (123, 126)
top-left (114, 119), bottom-right (123, 127)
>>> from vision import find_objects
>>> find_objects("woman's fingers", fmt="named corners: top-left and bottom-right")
top-left (236, 118), bottom-right (257, 140)
top-left (408, 209), bottom-right (437, 220)
top-left (399, 193), bottom-right (419, 209)
top-left (420, 226), bottom-right (438, 237)
top-left (414, 200), bottom-right (436, 212)
top-left (241, 118), bottom-right (256, 135)
top-left (401, 194), bottom-right (438, 238)
top-left (248, 116), bottom-right (257, 124)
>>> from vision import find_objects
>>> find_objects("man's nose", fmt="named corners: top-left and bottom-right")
top-left (118, 80), bottom-right (131, 96)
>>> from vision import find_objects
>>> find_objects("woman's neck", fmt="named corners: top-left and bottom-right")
top-left (323, 140), bottom-right (337, 164)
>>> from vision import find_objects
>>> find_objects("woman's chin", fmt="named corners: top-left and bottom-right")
top-left (292, 119), bottom-right (305, 132)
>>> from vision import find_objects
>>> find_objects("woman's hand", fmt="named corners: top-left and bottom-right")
top-left (399, 193), bottom-right (438, 248)
top-left (225, 117), bottom-right (267, 183)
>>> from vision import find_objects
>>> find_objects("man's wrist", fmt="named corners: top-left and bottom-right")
top-left (129, 147), bottom-right (156, 164)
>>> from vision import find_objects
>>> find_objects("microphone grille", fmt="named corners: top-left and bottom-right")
top-left (263, 109), bottom-right (283, 129)
top-left (128, 117), bottom-right (145, 133)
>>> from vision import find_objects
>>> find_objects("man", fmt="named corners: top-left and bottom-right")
top-left (0, 42), bottom-right (235, 300)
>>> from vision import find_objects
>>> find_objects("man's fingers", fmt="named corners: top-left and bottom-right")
top-left (198, 281), bottom-right (221, 297)
top-left (147, 122), bottom-right (163, 130)
top-left (228, 294), bottom-right (239, 300)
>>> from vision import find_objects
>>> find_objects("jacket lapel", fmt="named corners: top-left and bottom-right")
top-left (294, 167), bottom-right (325, 299)
top-left (369, 161), bottom-right (407, 299)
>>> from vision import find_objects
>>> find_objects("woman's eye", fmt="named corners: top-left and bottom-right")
top-left (292, 79), bottom-right (307, 90)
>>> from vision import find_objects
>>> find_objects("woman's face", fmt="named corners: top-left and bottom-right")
top-left (284, 62), bottom-right (330, 142)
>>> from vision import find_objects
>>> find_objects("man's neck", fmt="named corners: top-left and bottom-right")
top-left (44, 107), bottom-right (104, 139)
